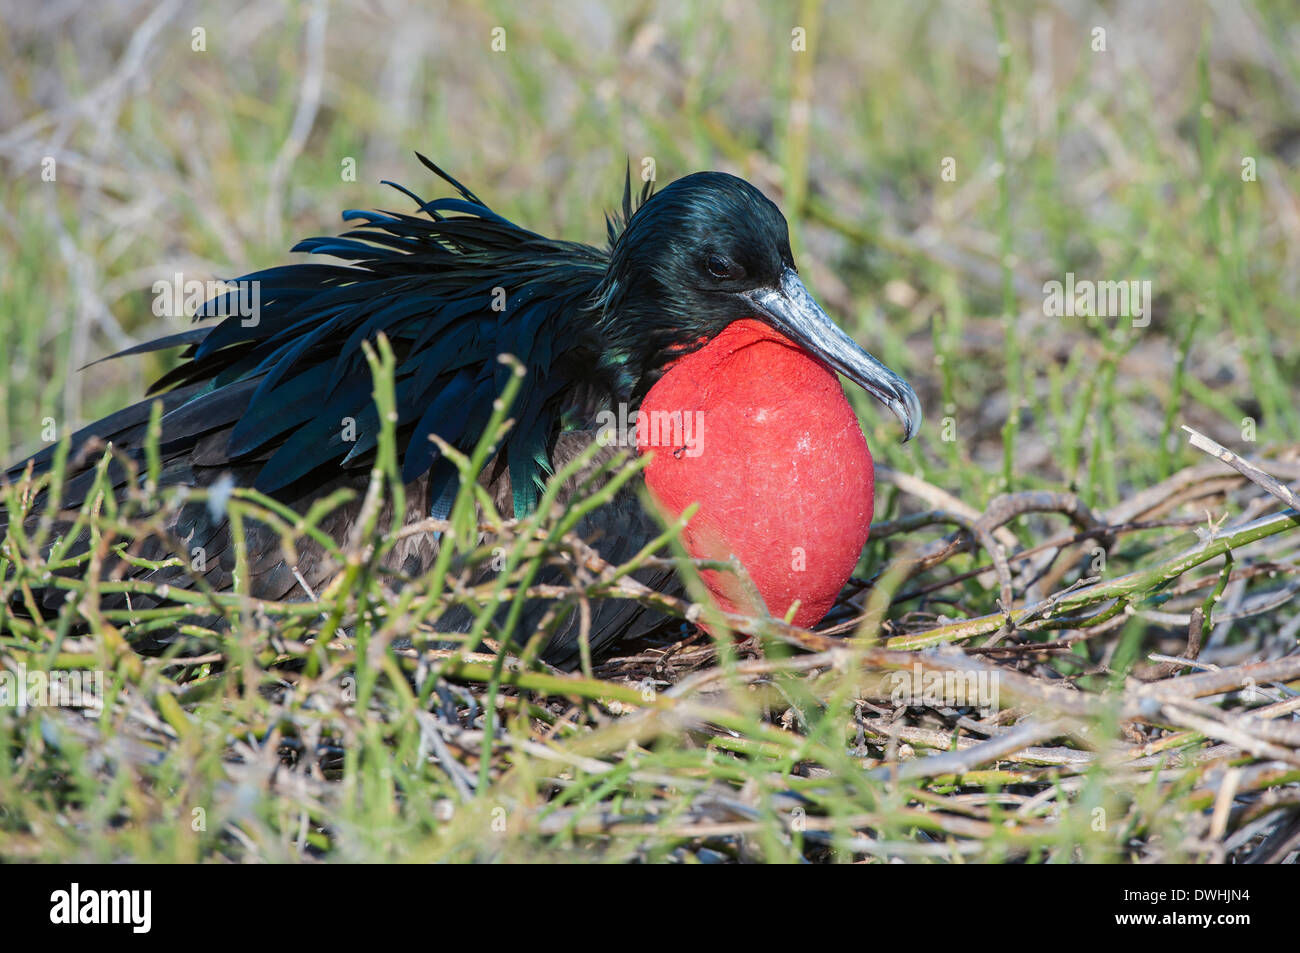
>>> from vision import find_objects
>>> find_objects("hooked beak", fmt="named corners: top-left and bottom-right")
top-left (744, 267), bottom-right (922, 441)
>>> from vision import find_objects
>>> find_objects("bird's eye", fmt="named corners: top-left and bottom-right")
top-left (706, 253), bottom-right (739, 280)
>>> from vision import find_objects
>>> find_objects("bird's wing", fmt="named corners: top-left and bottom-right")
top-left (9, 154), bottom-right (613, 518)
top-left (3, 157), bottom-right (675, 665)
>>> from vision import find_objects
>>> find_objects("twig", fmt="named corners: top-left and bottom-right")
top-left (1183, 425), bottom-right (1300, 511)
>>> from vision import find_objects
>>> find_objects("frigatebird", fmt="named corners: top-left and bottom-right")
top-left (5, 155), bottom-right (921, 668)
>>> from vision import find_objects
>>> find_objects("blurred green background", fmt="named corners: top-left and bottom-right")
top-left (2, 0), bottom-right (1299, 509)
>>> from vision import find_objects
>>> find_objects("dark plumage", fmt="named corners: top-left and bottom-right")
top-left (5, 155), bottom-right (921, 668)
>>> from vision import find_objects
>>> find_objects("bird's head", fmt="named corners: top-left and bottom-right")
top-left (595, 171), bottom-right (921, 440)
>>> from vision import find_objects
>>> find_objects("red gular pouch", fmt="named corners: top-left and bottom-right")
top-left (637, 318), bottom-right (875, 633)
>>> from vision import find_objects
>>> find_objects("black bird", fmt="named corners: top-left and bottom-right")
top-left (5, 155), bottom-right (921, 667)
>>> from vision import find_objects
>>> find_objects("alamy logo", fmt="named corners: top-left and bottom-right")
top-left (1043, 272), bottom-right (1152, 327)
top-left (889, 663), bottom-right (999, 717)
top-left (0, 663), bottom-right (103, 717)
top-left (595, 403), bottom-right (705, 458)
top-left (152, 273), bottom-right (261, 326)
top-left (49, 883), bottom-right (151, 933)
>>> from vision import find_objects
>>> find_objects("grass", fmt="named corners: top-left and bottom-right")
top-left (1, 0), bottom-right (1299, 862)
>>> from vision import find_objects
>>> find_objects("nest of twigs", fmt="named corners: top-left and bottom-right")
top-left (3, 415), bottom-right (1299, 863)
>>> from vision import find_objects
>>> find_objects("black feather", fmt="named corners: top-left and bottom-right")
top-left (71, 157), bottom-right (632, 515)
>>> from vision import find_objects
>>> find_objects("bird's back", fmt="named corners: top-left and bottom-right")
top-left (2, 158), bottom-right (673, 667)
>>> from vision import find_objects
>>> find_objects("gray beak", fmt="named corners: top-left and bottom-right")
top-left (745, 267), bottom-right (922, 441)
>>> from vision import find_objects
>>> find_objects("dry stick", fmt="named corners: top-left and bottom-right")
top-left (1182, 426), bottom-right (1300, 512)
top-left (845, 648), bottom-right (1300, 776)
top-left (1249, 815), bottom-right (1300, 864)
top-left (1139, 656), bottom-right (1300, 701)
top-left (975, 491), bottom-right (1109, 640)
top-left (1141, 581), bottom-right (1300, 628)
top-left (847, 509), bottom-right (1024, 628)
top-left (846, 645), bottom-right (1300, 728)
top-left (1255, 695), bottom-right (1300, 719)
top-left (857, 720), bottom-right (1092, 767)
top-left (1032, 457), bottom-right (1297, 597)
top-left (989, 452), bottom-right (1298, 609)
top-left (1149, 699), bottom-right (1300, 767)
top-left (1209, 767), bottom-right (1244, 843)
top-left (1104, 456), bottom-right (1300, 525)
top-left (882, 508), bottom-right (1300, 651)
top-left (866, 509), bottom-right (970, 540)
top-left (1028, 476), bottom-right (1242, 601)
top-left (885, 515), bottom-right (1202, 608)
top-left (875, 466), bottom-right (1020, 550)
top-left (1141, 606), bottom-right (1206, 681)
top-left (866, 718), bottom-right (1069, 782)
top-left (848, 489), bottom-right (1112, 644)
top-left (1150, 561), bottom-right (1300, 603)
